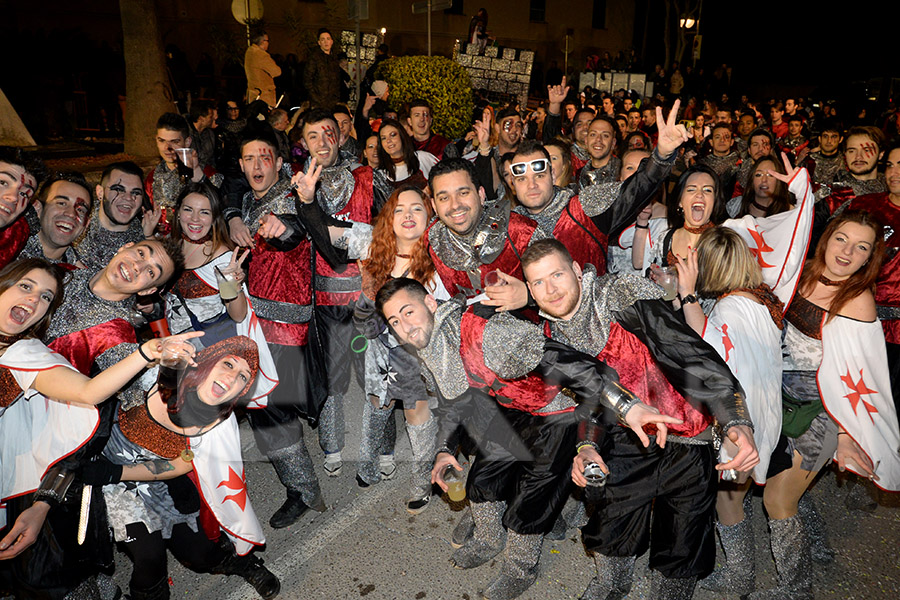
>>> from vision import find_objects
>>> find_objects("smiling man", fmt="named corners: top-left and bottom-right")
top-left (18, 172), bottom-right (92, 268)
top-left (578, 116), bottom-right (622, 189)
top-left (299, 108), bottom-right (375, 478)
top-left (0, 146), bottom-right (47, 269)
top-left (376, 277), bottom-right (677, 600)
top-left (76, 161), bottom-right (156, 268)
top-left (520, 239), bottom-right (757, 600)
top-left (509, 101), bottom-right (686, 276)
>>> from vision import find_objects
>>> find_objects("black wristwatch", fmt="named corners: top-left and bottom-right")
top-left (680, 293), bottom-right (698, 305)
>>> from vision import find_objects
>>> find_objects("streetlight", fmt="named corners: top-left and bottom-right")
top-left (679, 18), bottom-right (695, 29)
top-left (380, 27), bottom-right (386, 35)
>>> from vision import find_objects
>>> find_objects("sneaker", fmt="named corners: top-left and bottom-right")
top-left (323, 452), bottom-right (342, 477)
top-left (379, 454), bottom-right (396, 480)
top-left (406, 493), bottom-right (431, 515)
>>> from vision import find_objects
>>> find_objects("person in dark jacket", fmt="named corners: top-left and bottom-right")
top-left (304, 28), bottom-right (342, 110)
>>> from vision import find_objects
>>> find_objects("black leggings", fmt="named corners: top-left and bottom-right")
top-left (121, 522), bottom-right (227, 590)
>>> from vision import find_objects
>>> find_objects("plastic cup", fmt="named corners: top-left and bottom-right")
top-left (175, 147), bottom-right (192, 166)
top-left (655, 267), bottom-right (678, 301)
top-left (444, 466), bottom-right (466, 502)
top-left (484, 270), bottom-right (507, 288)
top-left (215, 266), bottom-right (240, 301)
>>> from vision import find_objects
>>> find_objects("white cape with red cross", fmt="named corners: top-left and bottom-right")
top-left (818, 316), bottom-right (900, 491)
top-left (723, 167), bottom-right (815, 308)
top-left (0, 339), bottom-right (99, 529)
top-left (190, 413), bottom-right (265, 555)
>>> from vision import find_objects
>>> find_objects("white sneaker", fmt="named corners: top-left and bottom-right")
top-left (379, 454), bottom-right (396, 480)
top-left (323, 452), bottom-right (342, 477)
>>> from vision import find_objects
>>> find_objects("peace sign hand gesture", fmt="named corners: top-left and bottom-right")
top-left (291, 158), bottom-right (323, 204)
top-left (655, 98), bottom-right (690, 159)
top-left (221, 247), bottom-right (250, 283)
top-left (766, 151), bottom-right (801, 184)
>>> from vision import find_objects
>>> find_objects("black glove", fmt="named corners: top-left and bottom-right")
top-left (80, 458), bottom-right (123, 486)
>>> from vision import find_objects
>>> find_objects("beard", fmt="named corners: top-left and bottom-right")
top-left (539, 291), bottom-right (580, 319)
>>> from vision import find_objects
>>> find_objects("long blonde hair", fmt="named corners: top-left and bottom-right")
top-left (696, 227), bottom-right (762, 297)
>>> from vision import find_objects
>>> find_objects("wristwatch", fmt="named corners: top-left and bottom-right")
top-left (680, 293), bottom-right (698, 305)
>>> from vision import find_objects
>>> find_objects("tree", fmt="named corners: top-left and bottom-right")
top-left (120, 0), bottom-right (173, 156)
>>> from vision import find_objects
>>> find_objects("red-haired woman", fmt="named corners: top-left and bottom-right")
top-left (352, 185), bottom-right (448, 513)
top-left (84, 336), bottom-right (280, 600)
top-left (749, 210), bottom-right (900, 598)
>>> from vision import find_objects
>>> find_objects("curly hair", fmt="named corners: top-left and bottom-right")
top-left (361, 185), bottom-right (435, 299)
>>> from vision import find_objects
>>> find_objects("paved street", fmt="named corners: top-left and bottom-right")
top-left (111, 383), bottom-right (900, 600)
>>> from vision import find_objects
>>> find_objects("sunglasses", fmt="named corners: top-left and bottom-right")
top-left (510, 158), bottom-right (549, 176)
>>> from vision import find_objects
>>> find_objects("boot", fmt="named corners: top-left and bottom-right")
top-left (481, 531), bottom-right (543, 600)
top-left (649, 570), bottom-right (697, 600)
top-left (128, 577), bottom-right (170, 600)
top-left (268, 441), bottom-right (325, 528)
top-left (318, 393), bottom-right (345, 456)
top-left (406, 416), bottom-right (437, 514)
top-left (545, 512), bottom-right (568, 541)
top-left (579, 554), bottom-right (635, 600)
top-left (450, 501), bottom-right (507, 569)
top-left (844, 476), bottom-right (877, 513)
top-left (699, 518), bottom-right (755, 595)
top-left (451, 508), bottom-right (476, 549)
top-left (746, 513), bottom-right (812, 600)
top-left (356, 400), bottom-right (393, 485)
top-left (797, 493), bottom-right (835, 564)
top-left (210, 552), bottom-right (281, 600)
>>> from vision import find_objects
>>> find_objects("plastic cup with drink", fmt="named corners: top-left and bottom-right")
top-left (215, 266), bottom-right (241, 302)
top-left (443, 465), bottom-right (466, 502)
top-left (651, 266), bottom-right (679, 301)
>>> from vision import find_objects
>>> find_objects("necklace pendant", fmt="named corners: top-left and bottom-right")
top-left (180, 448), bottom-right (195, 462)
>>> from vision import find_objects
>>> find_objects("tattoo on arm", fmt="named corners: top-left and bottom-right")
top-left (143, 460), bottom-right (176, 477)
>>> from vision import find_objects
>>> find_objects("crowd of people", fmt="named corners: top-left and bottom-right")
top-left (1, 26), bottom-right (900, 600)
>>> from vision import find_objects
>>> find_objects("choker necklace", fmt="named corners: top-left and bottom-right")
top-left (818, 274), bottom-right (844, 287)
top-left (683, 222), bottom-right (715, 235)
top-left (750, 200), bottom-right (771, 213)
top-left (0, 332), bottom-right (27, 347)
top-left (396, 253), bottom-right (412, 259)
top-left (181, 231), bottom-right (212, 244)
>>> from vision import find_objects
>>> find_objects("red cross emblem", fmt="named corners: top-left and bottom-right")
top-left (840, 368), bottom-right (879, 423)
top-left (747, 227), bottom-right (775, 269)
top-left (217, 466), bottom-right (248, 511)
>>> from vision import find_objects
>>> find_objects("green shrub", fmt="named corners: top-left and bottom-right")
top-left (374, 56), bottom-right (474, 139)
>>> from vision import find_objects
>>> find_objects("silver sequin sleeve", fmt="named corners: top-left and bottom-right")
top-left (481, 311), bottom-right (546, 379)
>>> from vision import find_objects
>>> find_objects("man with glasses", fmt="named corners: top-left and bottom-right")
top-left (77, 161), bottom-right (158, 268)
top-left (510, 101), bottom-right (687, 276)
top-left (245, 30), bottom-right (281, 108)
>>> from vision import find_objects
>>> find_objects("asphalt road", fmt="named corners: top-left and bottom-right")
top-left (104, 383), bottom-right (900, 600)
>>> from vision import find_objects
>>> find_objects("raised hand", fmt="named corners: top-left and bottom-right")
top-left (141, 204), bottom-right (162, 237)
top-left (672, 246), bottom-right (698, 300)
top-left (473, 117), bottom-right (491, 151)
top-left (222, 247), bottom-right (250, 282)
top-left (655, 98), bottom-right (690, 159)
top-left (547, 75), bottom-right (570, 113)
top-left (482, 271), bottom-right (529, 312)
top-left (766, 151), bottom-right (802, 184)
top-left (291, 158), bottom-right (323, 204)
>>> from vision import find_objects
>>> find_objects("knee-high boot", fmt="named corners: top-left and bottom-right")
top-left (579, 554), bottom-right (635, 600)
top-left (319, 394), bottom-right (345, 472)
top-left (267, 440), bottom-right (326, 528)
top-left (649, 570), bottom-right (697, 600)
top-left (356, 400), bottom-right (393, 486)
top-left (405, 416), bottom-right (437, 513)
top-left (482, 531), bottom-right (543, 600)
top-left (450, 500), bottom-right (507, 569)
top-left (699, 517), bottom-right (755, 594)
top-left (746, 513), bottom-right (812, 600)
top-left (797, 492), bottom-right (835, 563)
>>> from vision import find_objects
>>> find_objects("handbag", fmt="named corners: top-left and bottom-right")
top-left (781, 389), bottom-right (824, 438)
top-left (176, 291), bottom-right (238, 347)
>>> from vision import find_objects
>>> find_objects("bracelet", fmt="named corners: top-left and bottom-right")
top-left (837, 431), bottom-right (850, 436)
top-left (634, 223), bottom-right (649, 229)
top-left (576, 442), bottom-right (599, 454)
top-left (137, 344), bottom-right (154, 364)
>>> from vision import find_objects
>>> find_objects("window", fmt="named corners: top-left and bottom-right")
top-left (529, 0), bottom-right (546, 23)
top-left (592, 0), bottom-right (607, 29)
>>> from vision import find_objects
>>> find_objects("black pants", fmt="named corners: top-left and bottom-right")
top-left (121, 522), bottom-right (228, 591)
top-left (317, 304), bottom-right (364, 396)
top-left (466, 406), bottom-right (577, 535)
top-left (582, 427), bottom-right (717, 579)
top-left (247, 342), bottom-right (318, 455)
top-left (886, 341), bottom-right (900, 414)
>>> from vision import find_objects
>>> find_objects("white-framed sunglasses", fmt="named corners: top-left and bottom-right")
top-left (510, 158), bottom-right (549, 176)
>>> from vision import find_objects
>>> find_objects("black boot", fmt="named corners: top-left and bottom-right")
top-left (210, 552), bottom-right (281, 600)
top-left (129, 577), bottom-right (170, 600)
top-left (269, 489), bottom-right (312, 529)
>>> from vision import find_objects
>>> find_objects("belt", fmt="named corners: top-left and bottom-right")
top-left (314, 274), bottom-right (362, 293)
top-left (249, 296), bottom-right (312, 324)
